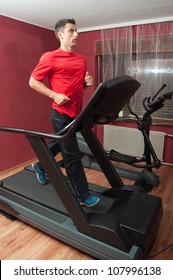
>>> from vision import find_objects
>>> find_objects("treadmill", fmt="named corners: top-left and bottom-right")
top-left (0, 75), bottom-right (162, 260)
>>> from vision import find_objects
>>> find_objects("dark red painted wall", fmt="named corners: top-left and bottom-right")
top-left (0, 16), bottom-right (58, 171)
top-left (75, 30), bottom-right (101, 104)
top-left (0, 16), bottom-right (173, 172)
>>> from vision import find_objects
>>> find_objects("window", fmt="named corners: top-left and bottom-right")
top-left (95, 23), bottom-right (173, 124)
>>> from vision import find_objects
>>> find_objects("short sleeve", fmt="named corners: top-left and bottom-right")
top-left (31, 52), bottom-right (54, 81)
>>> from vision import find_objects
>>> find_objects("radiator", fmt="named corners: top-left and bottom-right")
top-left (104, 125), bottom-right (165, 161)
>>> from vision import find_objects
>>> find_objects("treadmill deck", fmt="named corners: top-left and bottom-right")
top-left (0, 168), bottom-right (162, 260)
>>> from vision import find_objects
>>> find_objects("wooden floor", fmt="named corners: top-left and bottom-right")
top-left (0, 158), bottom-right (173, 260)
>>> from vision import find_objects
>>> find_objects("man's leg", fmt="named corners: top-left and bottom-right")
top-left (51, 109), bottom-right (100, 206)
top-left (32, 138), bottom-right (61, 185)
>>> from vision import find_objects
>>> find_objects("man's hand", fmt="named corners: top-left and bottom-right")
top-left (84, 71), bottom-right (93, 87)
top-left (54, 93), bottom-right (70, 105)
top-left (29, 77), bottom-right (70, 105)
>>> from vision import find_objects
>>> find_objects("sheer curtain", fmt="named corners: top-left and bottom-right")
top-left (101, 21), bottom-right (173, 124)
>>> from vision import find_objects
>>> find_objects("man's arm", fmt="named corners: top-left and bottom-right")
top-left (29, 76), bottom-right (70, 105)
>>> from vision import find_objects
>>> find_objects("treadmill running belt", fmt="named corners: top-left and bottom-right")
top-left (1, 169), bottom-right (115, 215)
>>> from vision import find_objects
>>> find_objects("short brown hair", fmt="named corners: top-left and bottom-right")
top-left (54, 19), bottom-right (76, 39)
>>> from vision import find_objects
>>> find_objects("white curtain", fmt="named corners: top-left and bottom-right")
top-left (101, 21), bottom-right (173, 124)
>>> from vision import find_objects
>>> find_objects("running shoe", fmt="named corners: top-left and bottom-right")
top-left (79, 195), bottom-right (100, 207)
top-left (32, 163), bottom-right (48, 185)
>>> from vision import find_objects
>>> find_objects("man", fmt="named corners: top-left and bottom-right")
top-left (29, 18), bottom-right (100, 207)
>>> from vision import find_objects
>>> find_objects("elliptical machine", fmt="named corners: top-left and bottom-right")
top-left (78, 84), bottom-right (173, 191)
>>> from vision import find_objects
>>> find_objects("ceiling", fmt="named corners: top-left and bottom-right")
top-left (1, 0), bottom-right (173, 32)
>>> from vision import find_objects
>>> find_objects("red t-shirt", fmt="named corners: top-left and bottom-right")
top-left (31, 48), bottom-right (86, 118)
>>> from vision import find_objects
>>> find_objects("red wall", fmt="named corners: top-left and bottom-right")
top-left (75, 30), bottom-right (101, 104)
top-left (0, 16), bottom-right (173, 172)
top-left (0, 16), bottom-right (58, 171)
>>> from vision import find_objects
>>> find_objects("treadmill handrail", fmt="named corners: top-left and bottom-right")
top-left (0, 119), bottom-right (76, 141)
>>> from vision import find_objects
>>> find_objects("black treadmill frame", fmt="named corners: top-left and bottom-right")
top-left (0, 76), bottom-right (162, 259)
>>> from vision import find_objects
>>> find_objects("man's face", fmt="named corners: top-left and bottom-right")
top-left (58, 23), bottom-right (78, 48)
